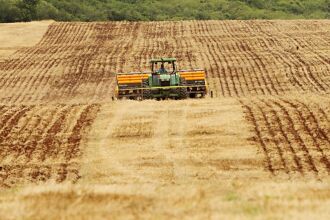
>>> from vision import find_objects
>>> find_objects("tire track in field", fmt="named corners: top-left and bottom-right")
top-left (81, 102), bottom-right (151, 184)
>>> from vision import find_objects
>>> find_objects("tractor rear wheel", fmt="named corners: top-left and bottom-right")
top-left (143, 89), bottom-right (151, 99)
top-left (178, 77), bottom-right (188, 99)
top-left (142, 79), bottom-right (151, 99)
top-left (178, 87), bottom-right (188, 99)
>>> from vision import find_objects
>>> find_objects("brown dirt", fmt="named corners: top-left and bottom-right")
top-left (241, 95), bottom-right (330, 178)
top-left (0, 104), bottom-right (100, 188)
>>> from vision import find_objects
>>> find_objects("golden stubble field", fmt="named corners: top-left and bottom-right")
top-left (0, 20), bottom-right (329, 219)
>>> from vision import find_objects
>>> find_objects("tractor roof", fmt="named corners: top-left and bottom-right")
top-left (150, 58), bottom-right (176, 63)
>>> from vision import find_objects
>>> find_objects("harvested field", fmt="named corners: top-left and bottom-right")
top-left (0, 20), bottom-right (329, 219)
top-left (0, 20), bottom-right (329, 105)
top-left (0, 21), bottom-right (52, 59)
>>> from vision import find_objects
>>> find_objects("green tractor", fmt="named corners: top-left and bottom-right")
top-left (142, 58), bottom-right (189, 99)
top-left (116, 58), bottom-right (207, 100)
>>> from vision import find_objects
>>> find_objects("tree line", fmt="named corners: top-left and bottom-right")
top-left (1, 0), bottom-right (329, 23)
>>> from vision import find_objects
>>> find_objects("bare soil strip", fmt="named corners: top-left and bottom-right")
top-left (0, 104), bottom-right (100, 187)
top-left (241, 96), bottom-right (330, 178)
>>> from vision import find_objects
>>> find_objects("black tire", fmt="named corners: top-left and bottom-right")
top-left (178, 77), bottom-right (188, 99)
top-left (189, 93), bottom-right (196, 98)
top-left (178, 87), bottom-right (188, 99)
top-left (142, 79), bottom-right (151, 99)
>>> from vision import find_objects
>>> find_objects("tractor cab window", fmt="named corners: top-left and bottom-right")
top-left (154, 62), bottom-right (174, 74)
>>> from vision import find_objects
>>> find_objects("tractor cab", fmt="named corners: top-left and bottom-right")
top-left (149, 58), bottom-right (179, 87)
top-left (151, 58), bottom-right (177, 75)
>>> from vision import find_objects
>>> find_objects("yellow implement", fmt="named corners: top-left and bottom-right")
top-left (117, 73), bottom-right (149, 84)
top-left (179, 71), bottom-right (206, 80)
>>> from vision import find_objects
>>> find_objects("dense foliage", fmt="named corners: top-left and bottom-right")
top-left (1, 0), bottom-right (329, 22)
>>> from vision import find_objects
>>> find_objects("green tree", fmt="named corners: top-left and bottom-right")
top-left (0, 0), bottom-right (21, 22)
top-left (326, 0), bottom-right (330, 18)
top-left (17, 0), bottom-right (40, 21)
top-left (1, 0), bottom-right (330, 23)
